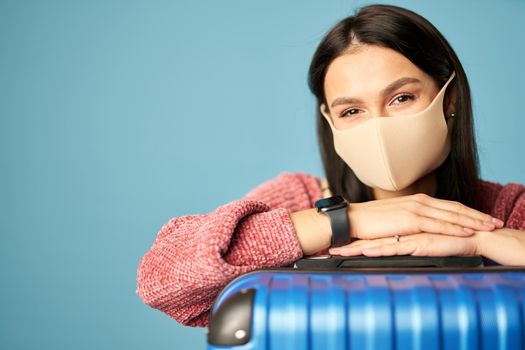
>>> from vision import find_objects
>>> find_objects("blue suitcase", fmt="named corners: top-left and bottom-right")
top-left (207, 256), bottom-right (525, 350)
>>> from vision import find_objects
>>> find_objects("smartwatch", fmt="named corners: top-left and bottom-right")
top-left (315, 195), bottom-right (353, 248)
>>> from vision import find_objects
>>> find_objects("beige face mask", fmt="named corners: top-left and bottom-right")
top-left (320, 71), bottom-right (456, 192)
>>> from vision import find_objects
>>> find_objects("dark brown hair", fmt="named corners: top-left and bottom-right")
top-left (307, 4), bottom-right (481, 209)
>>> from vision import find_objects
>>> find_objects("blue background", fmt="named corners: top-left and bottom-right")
top-left (1, 0), bottom-right (524, 349)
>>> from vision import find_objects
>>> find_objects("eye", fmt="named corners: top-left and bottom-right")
top-left (390, 94), bottom-right (415, 106)
top-left (340, 108), bottom-right (362, 118)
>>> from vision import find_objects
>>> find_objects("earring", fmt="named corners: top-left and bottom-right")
top-left (450, 112), bottom-right (456, 118)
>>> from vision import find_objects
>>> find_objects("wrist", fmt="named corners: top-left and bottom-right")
top-left (315, 195), bottom-right (352, 247)
top-left (473, 230), bottom-right (491, 257)
top-left (347, 203), bottom-right (359, 239)
top-left (290, 208), bottom-right (332, 255)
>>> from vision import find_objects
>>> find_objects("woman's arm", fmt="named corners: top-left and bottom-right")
top-left (329, 181), bottom-right (525, 265)
top-left (290, 194), bottom-right (502, 256)
top-left (136, 172), bottom-right (320, 327)
top-left (328, 228), bottom-right (525, 266)
top-left (476, 228), bottom-right (525, 265)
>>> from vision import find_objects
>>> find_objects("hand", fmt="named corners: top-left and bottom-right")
top-left (347, 193), bottom-right (503, 240)
top-left (329, 231), bottom-right (480, 257)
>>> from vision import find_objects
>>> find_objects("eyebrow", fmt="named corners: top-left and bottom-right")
top-left (330, 77), bottom-right (422, 108)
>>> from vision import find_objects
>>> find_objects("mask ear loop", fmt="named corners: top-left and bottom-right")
top-left (320, 103), bottom-right (328, 118)
top-left (443, 72), bottom-right (457, 124)
top-left (319, 103), bottom-right (335, 128)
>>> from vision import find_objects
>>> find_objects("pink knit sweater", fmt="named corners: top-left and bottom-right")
top-left (135, 172), bottom-right (525, 327)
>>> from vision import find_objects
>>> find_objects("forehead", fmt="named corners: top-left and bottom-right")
top-left (324, 45), bottom-right (428, 99)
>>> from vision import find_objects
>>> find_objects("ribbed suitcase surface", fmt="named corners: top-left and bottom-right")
top-left (207, 269), bottom-right (525, 350)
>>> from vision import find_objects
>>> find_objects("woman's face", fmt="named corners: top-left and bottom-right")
top-left (323, 44), bottom-right (441, 129)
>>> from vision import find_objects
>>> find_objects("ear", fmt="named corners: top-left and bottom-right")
top-left (444, 78), bottom-right (457, 118)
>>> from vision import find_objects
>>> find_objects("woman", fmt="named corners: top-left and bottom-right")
top-left (136, 4), bottom-right (525, 327)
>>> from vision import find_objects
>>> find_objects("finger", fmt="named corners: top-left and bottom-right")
top-left (329, 237), bottom-right (390, 253)
top-left (416, 216), bottom-right (481, 237)
top-left (347, 232), bottom-right (476, 257)
top-left (329, 241), bottom-right (369, 256)
top-left (328, 246), bottom-right (361, 256)
top-left (414, 204), bottom-right (496, 233)
top-left (362, 241), bottom-right (417, 257)
top-left (331, 233), bottom-right (419, 253)
top-left (330, 236), bottom-right (408, 255)
top-left (338, 239), bottom-right (376, 249)
top-left (412, 194), bottom-right (504, 228)
top-left (329, 242), bottom-right (365, 256)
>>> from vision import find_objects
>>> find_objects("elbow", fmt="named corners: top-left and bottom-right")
top-left (135, 217), bottom-right (196, 317)
top-left (136, 248), bottom-right (177, 311)
top-left (135, 244), bottom-right (217, 327)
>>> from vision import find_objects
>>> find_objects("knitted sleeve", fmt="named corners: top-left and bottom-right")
top-left (490, 182), bottom-right (525, 231)
top-left (477, 180), bottom-right (525, 266)
top-left (135, 171), bottom-right (322, 327)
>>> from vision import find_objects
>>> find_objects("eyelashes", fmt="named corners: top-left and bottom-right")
top-left (392, 94), bottom-right (415, 105)
top-left (340, 94), bottom-right (416, 118)
top-left (340, 108), bottom-right (361, 118)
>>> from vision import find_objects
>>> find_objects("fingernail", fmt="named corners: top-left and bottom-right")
top-left (483, 221), bottom-right (495, 229)
top-left (492, 217), bottom-right (504, 227)
top-left (463, 227), bottom-right (475, 234)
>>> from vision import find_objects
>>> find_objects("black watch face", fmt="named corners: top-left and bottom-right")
top-left (316, 195), bottom-right (346, 211)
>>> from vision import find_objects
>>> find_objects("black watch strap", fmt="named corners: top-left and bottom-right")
top-left (327, 206), bottom-right (351, 247)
